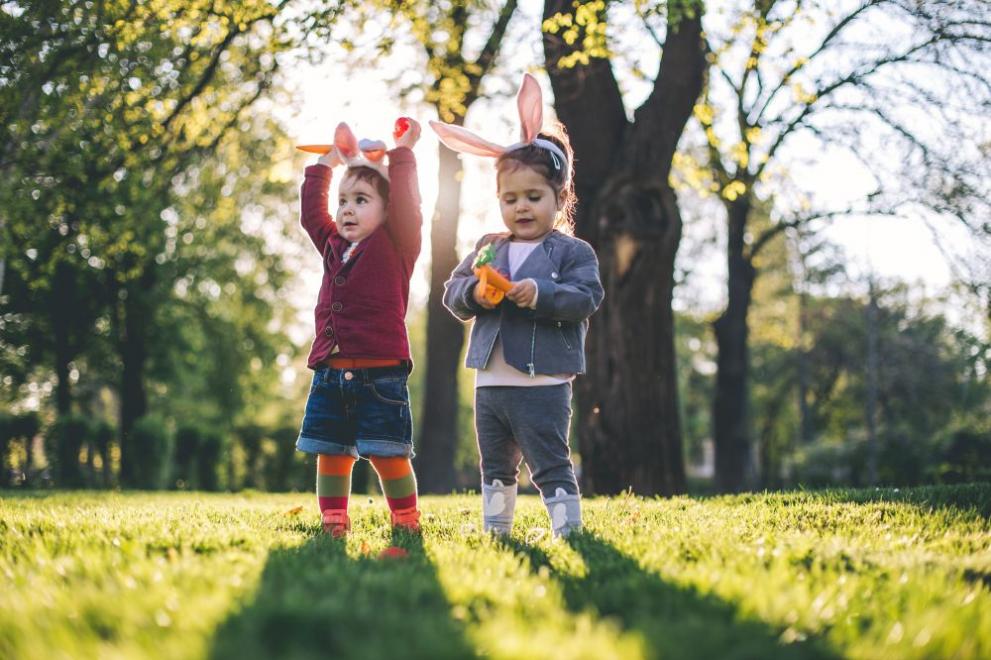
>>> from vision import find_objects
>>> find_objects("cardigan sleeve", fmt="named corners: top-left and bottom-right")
top-left (384, 147), bottom-right (423, 265)
top-left (299, 164), bottom-right (337, 253)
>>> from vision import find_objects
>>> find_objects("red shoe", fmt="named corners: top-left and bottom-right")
top-left (322, 510), bottom-right (350, 538)
top-left (390, 507), bottom-right (421, 534)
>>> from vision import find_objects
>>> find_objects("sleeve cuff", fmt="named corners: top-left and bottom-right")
top-left (533, 278), bottom-right (555, 316)
top-left (523, 278), bottom-right (539, 310)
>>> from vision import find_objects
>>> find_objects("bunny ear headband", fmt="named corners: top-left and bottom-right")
top-left (297, 118), bottom-right (414, 181)
top-left (428, 73), bottom-right (568, 176)
top-left (333, 122), bottom-right (390, 181)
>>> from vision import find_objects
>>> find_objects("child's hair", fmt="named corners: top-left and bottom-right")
top-left (342, 165), bottom-right (390, 203)
top-left (495, 120), bottom-right (576, 234)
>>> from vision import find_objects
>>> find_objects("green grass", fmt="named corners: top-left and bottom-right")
top-left (1, 484), bottom-right (989, 659)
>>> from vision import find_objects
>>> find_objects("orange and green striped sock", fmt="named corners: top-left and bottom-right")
top-left (369, 456), bottom-right (418, 511)
top-left (317, 454), bottom-right (357, 513)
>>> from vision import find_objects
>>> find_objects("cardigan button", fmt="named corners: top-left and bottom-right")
top-left (331, 302), bottom-right (343, 312)
top-left (334, 276), bottom-right (346, 285)
top-left (551, 272), bottom-right (559, 279)
top-left (324, 326), bottom-right (334, 337)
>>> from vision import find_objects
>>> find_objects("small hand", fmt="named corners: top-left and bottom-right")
top-left (317, 146), bottom-right (344, 168)
top-left (506, 279), bottom-right (537, 308)
top-left (473, 280), bottom-right (497, 309)
top-left (395, 118), bottom-right (421, 150)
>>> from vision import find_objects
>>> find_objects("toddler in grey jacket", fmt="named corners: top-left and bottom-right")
top-left (433, 74), bottom-right (604, 538)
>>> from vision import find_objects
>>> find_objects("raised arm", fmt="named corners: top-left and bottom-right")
top-left (384, 118), bottom-right (423, 262)
top-left (384, 146), bottom-right (423, 261)
top-left (299, 159), bottom-right (339, 253)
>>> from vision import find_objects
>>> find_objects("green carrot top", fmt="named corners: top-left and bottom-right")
top-left (473, 243), bottom-right (497, 269)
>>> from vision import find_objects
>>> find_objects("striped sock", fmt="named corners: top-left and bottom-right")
top-left (368, 456), bottom-right (418, 511)
top-left (317, 454), bottom-right (356, 513)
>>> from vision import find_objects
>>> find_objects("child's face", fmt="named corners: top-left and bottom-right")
top-left (336, 174), bottom-right (386, 242)
top-left (497, 165), bottom-right (562, 241)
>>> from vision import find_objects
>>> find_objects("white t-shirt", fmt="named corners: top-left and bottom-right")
top-left (476, 238), bottom-right (575, 388)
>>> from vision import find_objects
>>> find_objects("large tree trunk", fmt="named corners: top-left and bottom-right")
top-left (713, 200), bottom-right (756, 492)
top-left (415, 142), bottom-right (465, 493)
top-left (544, 1), bottom-right (705, 495)
top-left (577, 186), bottom-right (686, 494)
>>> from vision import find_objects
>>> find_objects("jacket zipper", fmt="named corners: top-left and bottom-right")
top-left (557, 321), bottom-right (572, 350)
top-left (527, 321), bottom-right (536, 378)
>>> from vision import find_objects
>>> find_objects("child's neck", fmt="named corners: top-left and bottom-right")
top-left (510, 231), bottom-right (551, 244)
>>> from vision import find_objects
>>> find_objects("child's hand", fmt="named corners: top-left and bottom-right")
top-left (394, 118), bottom-right (421, 150)
top-left (473, 280), bottom-right (497, 309)
top-left (507, 279), bottom-right (537, 308)
top-left (317, 146), bottom-right (344, 168)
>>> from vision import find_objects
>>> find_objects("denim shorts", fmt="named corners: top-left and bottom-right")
top-left (296, 365), bottom-right (414, 458)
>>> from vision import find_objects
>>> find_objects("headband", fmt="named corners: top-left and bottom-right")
top-left (429, 73), bottom-right (569, 177)
top-left (334, 122), bottom-right (390, 181)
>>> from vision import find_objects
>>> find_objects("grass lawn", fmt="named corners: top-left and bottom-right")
top-left (1, 484), bottom-right (989, 659)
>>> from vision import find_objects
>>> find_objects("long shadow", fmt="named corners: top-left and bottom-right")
top-left (210, 523), bottom-right (477, 660)
top-left (501, 534), bottom-right (837, 660)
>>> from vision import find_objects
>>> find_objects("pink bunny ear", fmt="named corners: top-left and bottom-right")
top-left (334, 122), bottom-right (359, 159)
top-left (429, 120), bottom-right (507, 158)
top-left (517, 73), bottom-right (543, 144)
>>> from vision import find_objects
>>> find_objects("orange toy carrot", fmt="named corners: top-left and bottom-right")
top-left (296, 144), bottom-right (333, 154)
top-left (472, 243), bottom-right (513, 305)
top-left (296, 118), bottom-right (413, 155)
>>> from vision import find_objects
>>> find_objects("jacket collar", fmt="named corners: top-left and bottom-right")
top-left (490, 230), bottom-right (560, 280)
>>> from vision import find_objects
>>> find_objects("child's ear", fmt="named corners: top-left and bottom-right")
top-left (556, 187), bottom-right (567, 209)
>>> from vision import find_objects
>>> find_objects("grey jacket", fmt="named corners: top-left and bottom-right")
top-left (443, 230), bottom-right (604, 376)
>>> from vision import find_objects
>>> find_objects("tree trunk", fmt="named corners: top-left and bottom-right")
top-left (415, 142), bottom-right (466, 493)
top-left (576, 185), bottom-right (686, 495)
top-left (713, 200), bottom-right (756, 492)
top-left (52, 260), bottom-right (74, 417)
top-left (544, 0), bottom-right (705, 495)
top-left (118, 273), bottom-right (152, 487)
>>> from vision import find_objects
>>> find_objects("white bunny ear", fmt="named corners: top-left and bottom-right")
top-left (429, 120), bottom-right (507, 158)
top-left (517, 73), bottom-right (543, 144)
top-left (334, 122), bottom-right (359, 159)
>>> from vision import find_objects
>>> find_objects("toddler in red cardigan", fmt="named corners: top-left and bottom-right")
top-left (295, 118), bottom-right (424, 538)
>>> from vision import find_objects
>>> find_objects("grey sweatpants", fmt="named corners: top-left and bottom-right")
top-left (474, 383), bottom-right (579, 496)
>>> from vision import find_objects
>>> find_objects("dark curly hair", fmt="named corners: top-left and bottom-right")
top-left (342, 165), bottom-right (390, 203)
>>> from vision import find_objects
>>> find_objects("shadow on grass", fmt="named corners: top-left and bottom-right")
top-left (209, 525), bottom-right (477, 660)
top-left (502, 533), bottom-right (838, 660)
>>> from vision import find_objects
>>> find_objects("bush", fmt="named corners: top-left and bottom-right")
top-left (936, 427), bottom-right (991, 484)
top-left (174, 425), bottom-right (203, 489)
top-left (129, 415), bottom-right (174, 490)
top-left (263, 426), bottom-right (306, 492)
top-left (197, 430), bottom-right (225, 492)
top-left (47, 414), bottom-right (89, 488)
top-left (88, 419), bottom-right (115, 488)
top-left (0, 411), bottom-right (41, 487)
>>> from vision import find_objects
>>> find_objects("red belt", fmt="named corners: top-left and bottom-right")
top-left (324, 357), bottom-right (403, 369)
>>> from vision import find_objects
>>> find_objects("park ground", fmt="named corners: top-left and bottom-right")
top-left (1, 484), bottom-right (989, 659)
